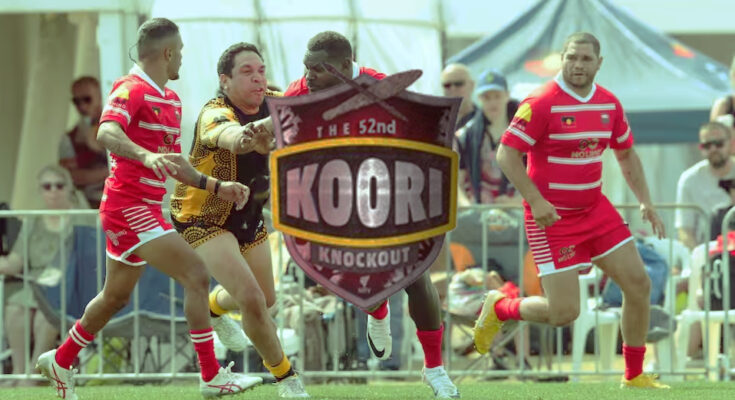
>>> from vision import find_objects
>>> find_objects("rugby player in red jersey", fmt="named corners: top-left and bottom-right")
top-left (473, 32), bottom-right (669, 389)
top-left (36, 18), bottom-right (260, 399)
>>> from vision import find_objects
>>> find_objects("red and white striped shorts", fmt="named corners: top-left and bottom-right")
top-left (524, 196), bottom-right (633, 277)
top-left (100, 203), bottom-right (176, 266)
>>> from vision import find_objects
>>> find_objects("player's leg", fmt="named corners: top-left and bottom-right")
top-left (134, 232), bottom-right (263, 394)
top-left (593, 237), bottom-right (668, 388)
top-left (474, 212), bottom-right (583, 354)
top-left (37, 256), bottom-right (143, 400)
top-left (198, 233), bottom-right (308, 397)
top-left (593, 240), bottom-right (649, 347)
top-left (198, 234), bottom-right (282, 368)
top-left (243, 238), bottom-right (309, 398)
top-left (405, 272), bottom-right (460, 399)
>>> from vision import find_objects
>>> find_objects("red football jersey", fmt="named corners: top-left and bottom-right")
top-left (500, 77), bottom-right (633, 209)
top-left (100, 65), bottom-right (182, 207)
top-left (284, 65), bottom-right (386, 96)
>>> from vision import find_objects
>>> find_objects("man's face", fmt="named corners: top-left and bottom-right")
top-left (478, 90), bottom-right (509, 120)
top-left (699, 127), bottom-right (732, 168)
top-left (221, 50), bottom-right (267, 108)
top-left (561, 42), bottom-right (602, 90)
top-left (303, 49), bottom-right (351, 92)
top-left (166, 34), bottom-right (184, 81)
top-left (440, 68), bottom-right (473, 106)
top-left (71, 83), bottom-right (102, 118)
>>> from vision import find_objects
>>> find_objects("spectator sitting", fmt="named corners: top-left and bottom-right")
top-left (440, 63), bottom-right (477, 130)
top-left (59, 76), bottom-right (108, 209)
top-left (455, 69), bottom-right (520, 206)
top-left (0, 165), bottom-right (86, 385)
top-left (675, 121), bottom-right (735, 249)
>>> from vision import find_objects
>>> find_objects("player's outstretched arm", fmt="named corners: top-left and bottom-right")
top-left (614, 147), bottom-right (665, 238)
top-left (163, 155), bottom-right (250, 210)
top-left (217, 124), bottom-right (255, 154)
top-left (216, 117), bottom-right (274, 155)
top-left (496, 144), bottom-right (559, 228)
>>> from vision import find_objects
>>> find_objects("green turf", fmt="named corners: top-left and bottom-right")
top-left (1, 381), bottom-right (733, 400)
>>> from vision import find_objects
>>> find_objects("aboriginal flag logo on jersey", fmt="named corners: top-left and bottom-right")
top-left (561, 115), bottom-right (576, 128)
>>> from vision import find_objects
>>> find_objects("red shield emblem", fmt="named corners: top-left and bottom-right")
top-left (267, 73), bottom-right (460, 309)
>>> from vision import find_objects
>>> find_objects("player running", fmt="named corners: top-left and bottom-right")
top-left (36, 18), bottom-right (260, 399)
top-left (473, 32), bottom-right (669, 389)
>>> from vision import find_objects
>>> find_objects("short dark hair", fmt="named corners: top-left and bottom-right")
top-left (562, 32), bottom-right (601, 57)
top-left (701, 121), bottom-right (731, 138)
top-left (136, 18), bottom-right (180, 60)
top-left (71, 76), bottom-right (100, 90)
top-left (217, 42), bottom-right (263, 77)
top-left (307, 31), bottom-right (352, 60)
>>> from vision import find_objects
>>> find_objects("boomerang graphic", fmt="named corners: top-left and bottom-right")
top-left (321, 63), bottom-right (422, 121)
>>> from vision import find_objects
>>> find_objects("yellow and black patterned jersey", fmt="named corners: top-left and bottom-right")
top-left (170, 91), bottom-right (280, 244)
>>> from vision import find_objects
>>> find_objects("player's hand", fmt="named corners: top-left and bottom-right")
top-left (231, 125), bottom-right (255, 154)
top-left (216, 181), bottom-right (250, 210)
top-left (250, 120), bottom-right (275, 155)
top-left (529, 198), bottom-right (560, 229)
top-left (641, 203), bottom-right (666, 239)
top-left (143, 153), bottom-right (184, 179)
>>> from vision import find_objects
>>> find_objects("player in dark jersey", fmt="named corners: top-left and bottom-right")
top-left (170, 42), bottom-right (308, 398)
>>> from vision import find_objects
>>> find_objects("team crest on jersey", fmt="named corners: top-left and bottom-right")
top-left (175, 110), bottom-right (181, 121)
top-left (267, 72), bottom-right (460, 309)
top-left (163, 133), bottom-right (176, 145)
top-left (601, 113), bottom-right (610, 124)
top-left (561, 115), bottom-right (576, 128)
top-left (558, 245), bottom-right (576, 263)
top-left (152, 106), bottom-right (161, 117)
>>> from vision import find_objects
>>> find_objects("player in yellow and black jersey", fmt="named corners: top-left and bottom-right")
top-left (169, 42), bottom-right (308, 398)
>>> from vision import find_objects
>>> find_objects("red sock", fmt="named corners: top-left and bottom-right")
top-left (190, 328), bottom-right (220, 382)
top-left (623, 344), bottom-right (646, 380)
top-left (366, 300), bottom-right (388, 320)
top-left (494, 297), bottom-right (523, 321)
top-left (417, 325), bottom-right (444, 368)
top-left (55, 320), bottom-right (94, 369)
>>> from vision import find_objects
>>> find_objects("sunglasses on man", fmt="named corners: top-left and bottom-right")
top-left (41, 182), bottom-right (66, 191)
top-left (699, 139), bottom-right (726, 150)
top-left (442, 81), bottom-right (466, 89)
top-left (72, 96), bottom-right (93, 106)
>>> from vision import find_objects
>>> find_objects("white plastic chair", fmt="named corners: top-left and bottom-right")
top-left (572, 268), bottom-right (620, 377)
top-left (675, 244), bottom-right (735, 379)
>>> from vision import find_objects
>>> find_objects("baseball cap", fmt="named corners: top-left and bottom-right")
top-left (475, 69), bottom-right (508, 95)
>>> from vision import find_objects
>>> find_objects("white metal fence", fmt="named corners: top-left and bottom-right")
top-left (0, 203), bottom-right (731, 383)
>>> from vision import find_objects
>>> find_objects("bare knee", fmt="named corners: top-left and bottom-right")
top-left (236, 288), bottom-right (268, 320)
top-left (619, 270), bottom-right (651, 303)
top-left (547, 306), bottom-right (580, 327)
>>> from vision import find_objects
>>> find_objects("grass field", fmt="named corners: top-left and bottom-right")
top-left (2, 381), bottom-right (734, 400)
